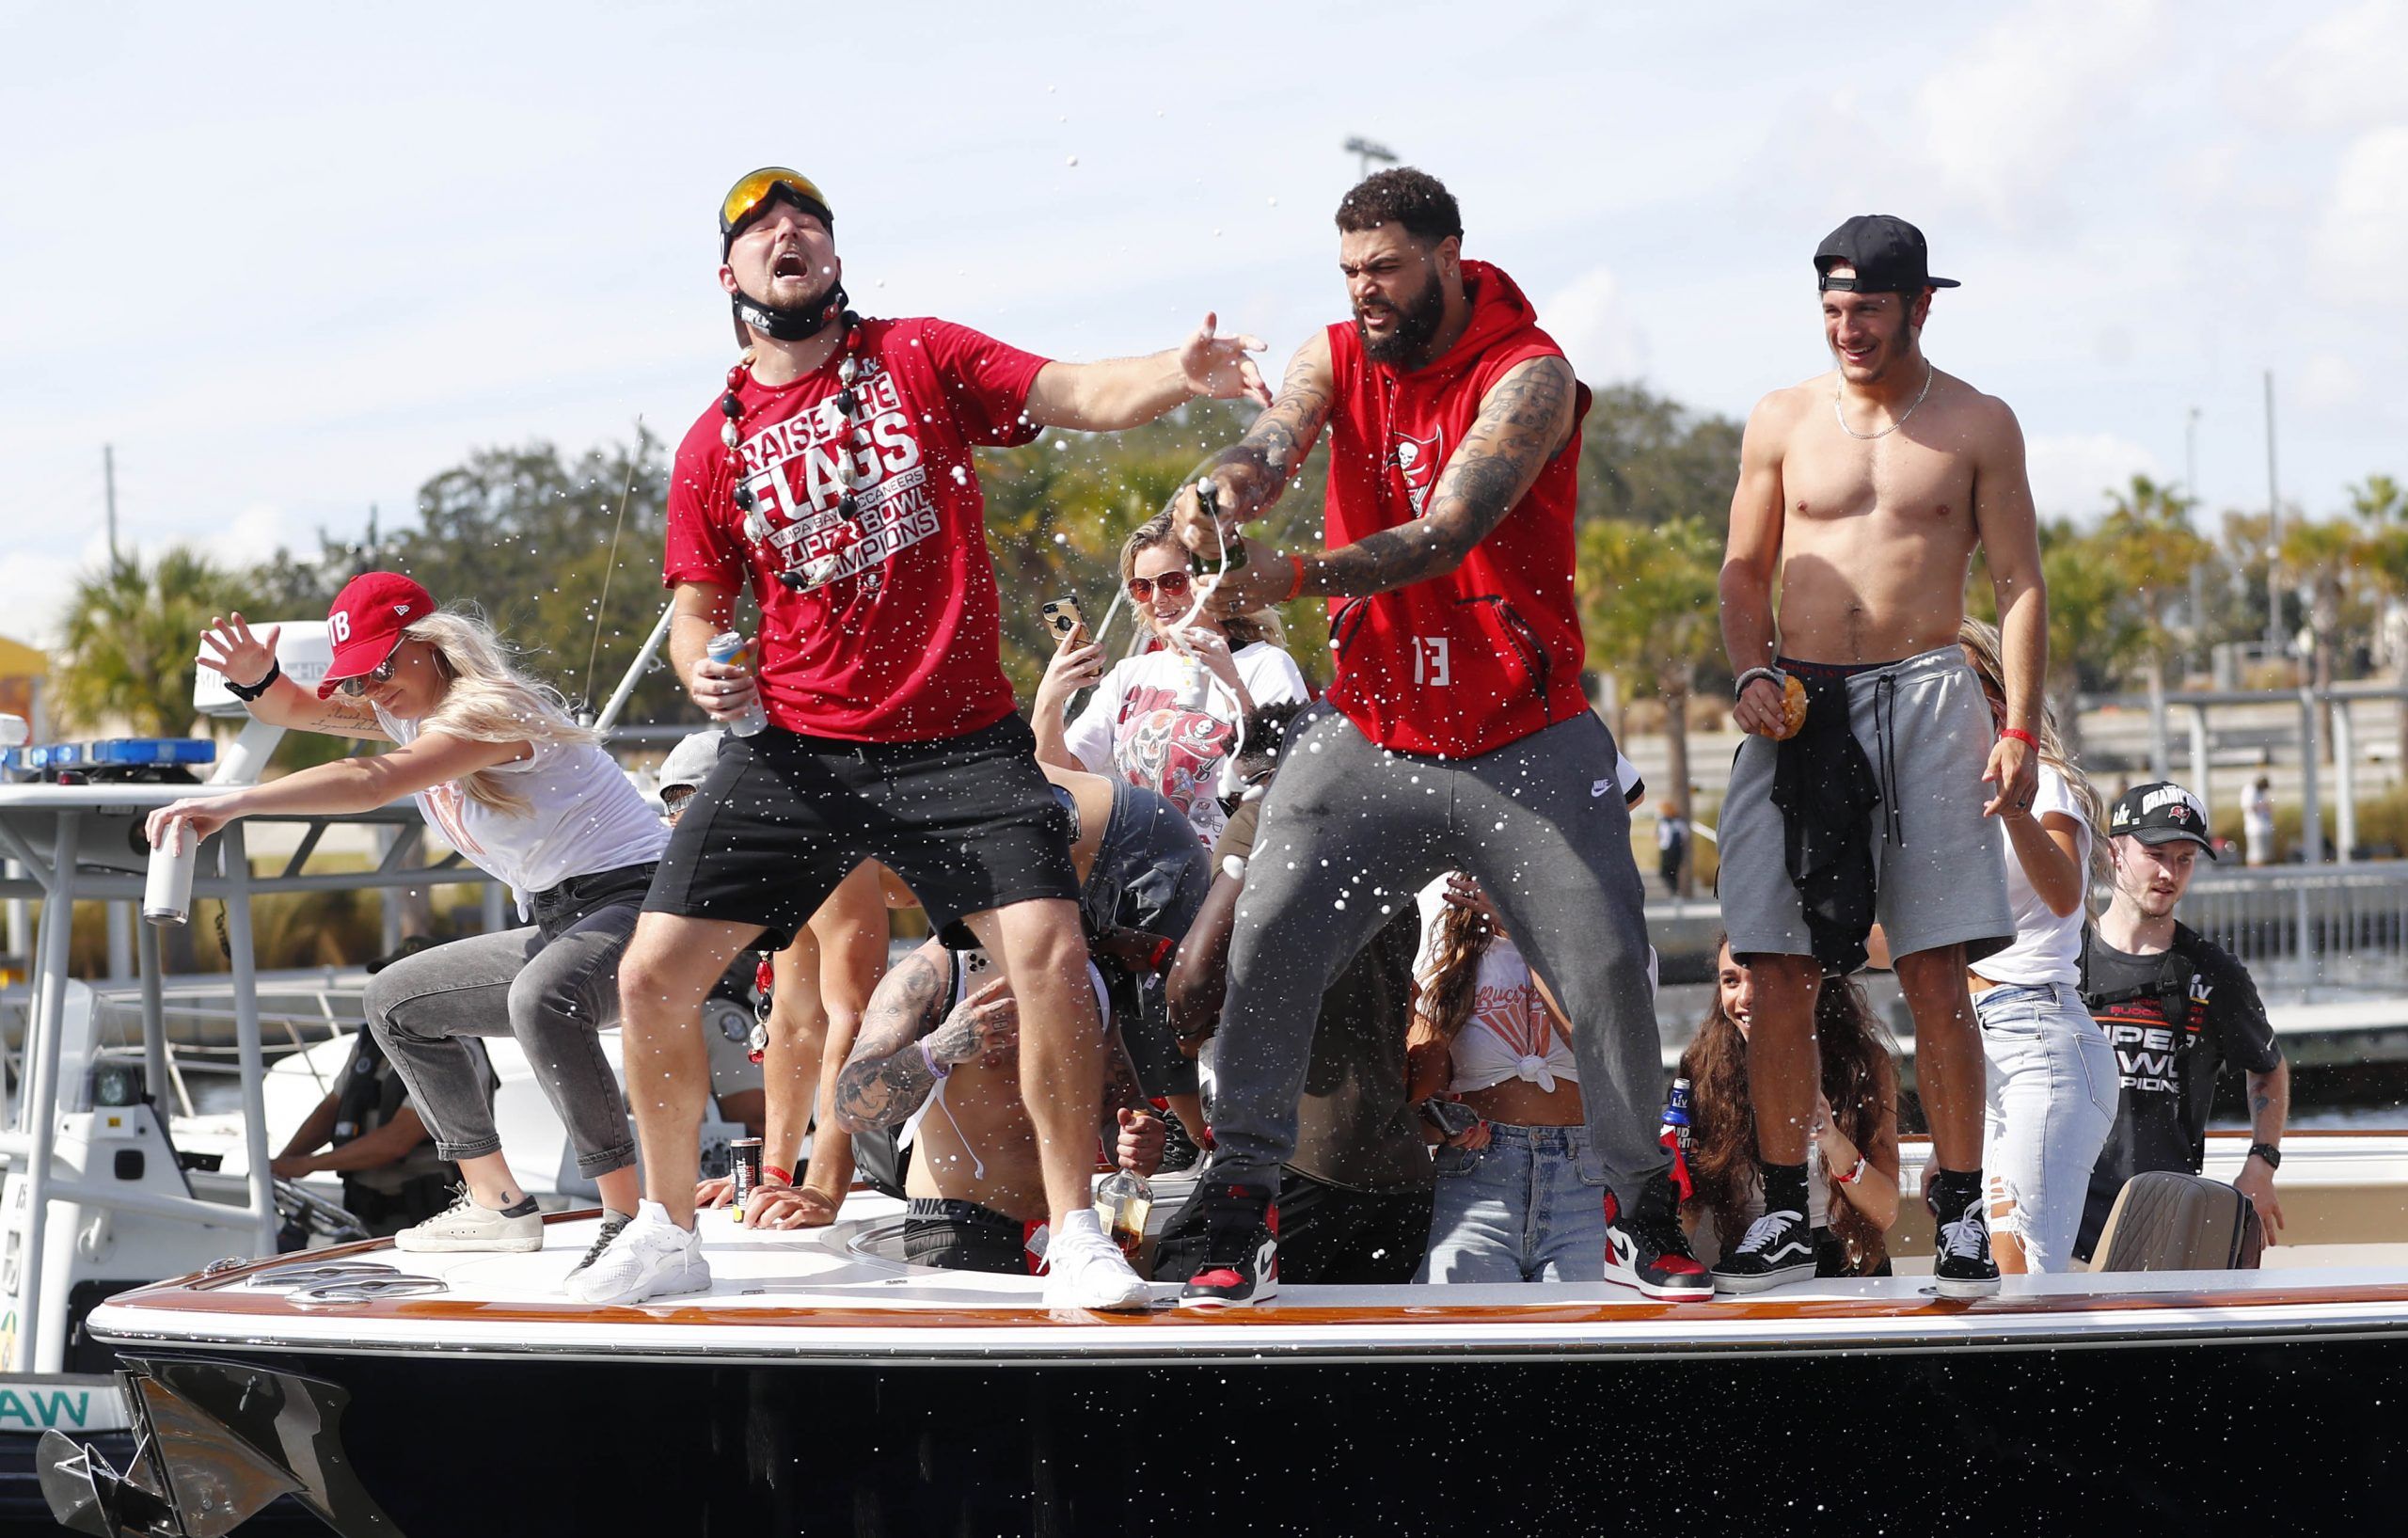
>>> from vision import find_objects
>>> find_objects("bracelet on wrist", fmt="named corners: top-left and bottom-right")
top-left (1998, 726), bottom-right (2038, 749)
top-left (224, 658), bottom-right (282, 702)
top-left (762, 1164), bottom-right (793, 1187)
top-left (1285, 551), bottom-right (1307, 603)
top-left (1734, 665), bottom-right (1784, 701)
top-left (919, 1038), bottom-right (951, 1081)
top-left (1832, 1153), bottom-right (1868, 1186)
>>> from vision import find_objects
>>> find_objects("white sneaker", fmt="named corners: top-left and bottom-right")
top-left (563, 1201), bottom-right (710, 1304)
top-left (394, 1187), bottom-right (542, 1254)
top-left (1042, 1223), bottom-right (1152, 1312)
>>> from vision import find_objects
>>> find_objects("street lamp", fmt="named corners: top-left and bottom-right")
top-left (1344, 136), bottom-right (1399, 180)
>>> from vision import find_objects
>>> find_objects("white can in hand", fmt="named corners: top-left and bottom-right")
top-left (144, 818), bottom-right (198, 927)
top-left (705, 631), bottom-right (770, 737)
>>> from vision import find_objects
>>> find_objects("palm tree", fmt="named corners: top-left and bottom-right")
top-left (53, 548), bottom-right (247, 736)
top-left (1577, 514), bottom-right (1720, 895)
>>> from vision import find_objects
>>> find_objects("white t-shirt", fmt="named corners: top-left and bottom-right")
top-left (1977, 762), bottom-right (2091, 987)
top-left (374, 705), bottom-right (668, 901)
top-left (1062, 640), bottom-right (1309, 848)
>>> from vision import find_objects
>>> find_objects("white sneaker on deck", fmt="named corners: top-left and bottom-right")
top-left (563, 1201), bottom-right (710, 1304)
top-left (1042, 1215), bottom-right (1152, 1312)
top-left (394, 1188), bottom-right (542, 1254)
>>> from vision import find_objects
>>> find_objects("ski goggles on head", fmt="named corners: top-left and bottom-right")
top-left (719, 168), bottom-right (832, 252)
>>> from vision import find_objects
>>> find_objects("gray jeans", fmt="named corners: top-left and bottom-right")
top-left (1211, 706), bottom-right (1666, 1208)
top-left (367, 864), bottom-right (649, 1177)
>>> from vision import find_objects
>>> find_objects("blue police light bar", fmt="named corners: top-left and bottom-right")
top-left (87, 739), bottom-right (216, 767)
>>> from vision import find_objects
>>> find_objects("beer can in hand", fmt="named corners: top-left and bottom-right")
top-left (144, 819), bottom-right (198, 927)
top-left (729, 1136), bottom-right (765, 1220)
top-left (705, 631), bottom-right (771, 737)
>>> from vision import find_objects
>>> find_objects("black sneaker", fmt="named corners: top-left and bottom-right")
top-left (1929, 1180), bottom-right (2002, 1299)
top-left (1176, 1184), bottom-right (1278, 1309)
top-left (1711, 1204), bottom-right (1816, 1293)
top-left (1603, 1178), bottom-right (1714, 1301)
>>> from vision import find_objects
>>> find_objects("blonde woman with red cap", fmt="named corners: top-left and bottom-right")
top-left (148, 573), bottom-right (667, 1278)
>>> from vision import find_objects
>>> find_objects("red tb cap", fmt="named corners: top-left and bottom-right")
top-left (318, 572), bottom-right (436, 698)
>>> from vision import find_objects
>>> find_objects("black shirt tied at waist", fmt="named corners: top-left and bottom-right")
top-left (1768, 660), bottom-right (1885, 974)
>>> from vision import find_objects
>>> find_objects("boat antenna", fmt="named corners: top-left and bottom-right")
top-left (577, 420), bottom-right (644, 724)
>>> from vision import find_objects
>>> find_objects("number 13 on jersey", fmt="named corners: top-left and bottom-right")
top-left (1411, 636), bottom-right (1451, 687)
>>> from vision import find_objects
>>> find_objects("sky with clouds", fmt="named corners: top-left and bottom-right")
top-left (2, 0), bottom-right (2401, 646)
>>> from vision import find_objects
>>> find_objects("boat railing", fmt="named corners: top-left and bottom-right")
top-left (2178, 863), bottom-right (2408, 982)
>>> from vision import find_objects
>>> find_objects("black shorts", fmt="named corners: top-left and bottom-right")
top-left (902, 1197), bottom-right (1038, 1275)
top-left (644, 713), bottom-right (1079, 947)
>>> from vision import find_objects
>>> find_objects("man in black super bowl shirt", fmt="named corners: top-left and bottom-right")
top-left (2075, 782), bottom-right (2289, 1261)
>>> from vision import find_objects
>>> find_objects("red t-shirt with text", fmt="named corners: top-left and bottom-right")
top-left (663, 317), bottom-right (1049, 741)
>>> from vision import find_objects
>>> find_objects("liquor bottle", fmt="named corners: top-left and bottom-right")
top-left (1094, 1168), bottom-right (1153, 1262)
top-left (705, 631), bottom-right (770, 737)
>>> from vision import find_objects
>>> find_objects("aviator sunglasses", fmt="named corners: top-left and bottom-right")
top-left (1126, 569), bottom-right (1195, 603)
top-left (336, 650), bottom-right (404, 698)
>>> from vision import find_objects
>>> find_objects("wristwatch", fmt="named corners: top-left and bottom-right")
top-left (2247, 1142), bottom-right (2282, 1170)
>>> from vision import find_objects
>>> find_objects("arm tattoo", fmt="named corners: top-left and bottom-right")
top-left (1307, 357), bottom-right (1576, 598)
top-left (1208, 348), bottom-right (1334, 516)
top-left (832, 951), bottom-right (949, 1131)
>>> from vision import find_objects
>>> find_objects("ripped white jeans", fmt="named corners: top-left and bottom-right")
top-left (1977, 982), bottom-right (2120, 1273)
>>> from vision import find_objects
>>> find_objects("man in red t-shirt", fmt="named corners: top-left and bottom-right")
top-left (574, 167), bottom-right (1270, 1310)
top-left (1164, 168), bottom-right (1706, 1307)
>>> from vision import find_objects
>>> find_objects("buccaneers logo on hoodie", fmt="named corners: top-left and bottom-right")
top-left (1391, 429), bottom-right (1444, 517)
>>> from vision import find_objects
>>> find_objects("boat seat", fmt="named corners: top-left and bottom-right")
top-left (2091, 1170), bottom-right (2265, 1273)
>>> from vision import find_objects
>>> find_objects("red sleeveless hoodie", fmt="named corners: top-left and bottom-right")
top-left (1323, 261), bottom-right (1592, 757)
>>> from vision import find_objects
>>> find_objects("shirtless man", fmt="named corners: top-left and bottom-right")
top-left (832, 943), bottom-right (1165, 1275)
top-left (1716, 215), bottom-right (2044, 1297)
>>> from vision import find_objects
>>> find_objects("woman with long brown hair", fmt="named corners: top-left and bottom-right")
top-left (1404, 873), bottom-right (1608, 1282)
top-left (1956, 616), bottom-right (2117, 1273)
top-left (1683, 938), bottom-right (1901, 1277)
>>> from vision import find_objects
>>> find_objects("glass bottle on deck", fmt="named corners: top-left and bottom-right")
top-left (1094, 1169), bottom-right (1153, 1262)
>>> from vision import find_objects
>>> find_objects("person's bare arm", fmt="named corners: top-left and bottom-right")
top-left (1172, 333), bottom-right (1339, 545)
top-left (671, 579), bottom-right (767, 725)
top-left (2235, 1058), bottom-right (2290, 1238)
top-left (1164, 869), bottom-right (1243, 1054)
top-left (1202, 355), bottom-right (1580, 611)
top-left (1721, 395), bottom-right (1790, 737)
top-left (1022, 313), bottom-right (1271, 431)
top-left (2002, 810), bottom-right (2087, 918)
top-left (285, 1106), bottom-right (429, 1175)
top-left (197, 613), bottom-right (388, 739)
top-left (147, 729), bottom-right (531, 847)
top-left (832, 955), bottom-right (1022, 1133)
top-left (1974, 398), bottom-right (2046, 815)
top-left (271, 1089), bottom-right (342, 1168)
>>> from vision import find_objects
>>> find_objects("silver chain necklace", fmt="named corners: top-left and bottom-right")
top-left (1832, 362), bottom-right (1935, 441)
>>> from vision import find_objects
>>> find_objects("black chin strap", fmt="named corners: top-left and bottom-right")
top-left (733, 282), bottom-right (849, 342)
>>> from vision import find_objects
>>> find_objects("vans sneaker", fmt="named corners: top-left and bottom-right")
top-left (1930, 1176), bottom-right (2002, 1299)
top-left (1711, 1205), bottom-right (1816, 1293)
top-left (1603, 1179), bottom-right (1715, 1301)
top-left (1176, 1184), bottom-right (1278, 1309)
top-left (394, 1187), bottom-right (542, 1254)
top-left (1041, 1214), bottom-right (1153, 1311)
top-left (563, 1201), bottom-right (710, 1304)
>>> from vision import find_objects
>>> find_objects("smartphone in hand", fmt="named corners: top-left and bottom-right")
top-left (1040, 596), bottom-right (1085, 644)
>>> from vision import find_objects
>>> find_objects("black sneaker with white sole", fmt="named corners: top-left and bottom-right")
top-left (1602, 1177), bottom-right (1715, 1301)
top-left (1711, 1204), bottom-right (1816, 1292)
top-left (1928, 1177), bottom-right (2002, 1298)
top-left (1175, 1184), bottom-right (1278, 1309)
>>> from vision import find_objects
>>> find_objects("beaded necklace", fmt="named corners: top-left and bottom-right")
top-left (721, 309), bottom-right (871, 592)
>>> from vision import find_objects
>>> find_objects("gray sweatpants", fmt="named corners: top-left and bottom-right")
top-left (1211, 705), bottom-right (1666, 1207)
top-left (367, 863), bottom-right (648, 1178)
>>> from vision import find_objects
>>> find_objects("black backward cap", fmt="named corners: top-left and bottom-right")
top-left (1815, 214), bottom-right (1959, 293)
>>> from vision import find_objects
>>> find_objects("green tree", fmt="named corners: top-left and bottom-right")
top-left (53, 548), bottom-right (248, 736)
top-left (1575, 384), bottom-right (1744, 533)
top-left (1577, 513), bottom-right (1721, 894)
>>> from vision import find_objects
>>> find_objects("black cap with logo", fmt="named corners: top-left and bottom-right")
top-left (1815, 214), bottom-right (1960, 294)
top-left (2108, 781), bottom-right (2217, 859)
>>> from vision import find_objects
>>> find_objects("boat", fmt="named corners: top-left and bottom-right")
top-left (32, 1129), bottom-right (2408, 1535)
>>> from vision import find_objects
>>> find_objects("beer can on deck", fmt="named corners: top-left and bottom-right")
top-left (729, 1136), bottom-right (765, 1218)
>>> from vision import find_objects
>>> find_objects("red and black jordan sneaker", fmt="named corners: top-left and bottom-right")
top-left (1602, 1174), bottom-right (1715, 1301)
top-left (1176, 1184), bottom-right (1279, 1308)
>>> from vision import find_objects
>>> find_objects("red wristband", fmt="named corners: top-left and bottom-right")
top-left (762, 1164), bottom-right (793, 1187)
top-left (1999, 727), bottom-right (2038, 749)
top-left (1285, 551), bottom-right (1306, 603)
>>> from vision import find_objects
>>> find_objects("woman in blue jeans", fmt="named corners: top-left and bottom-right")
top-left (1958, 619), bottom-right (2118, 1273)
top-left (150, 575), bottom-right (666, 1268)
top-left (1405, 873), bottom-right (1606, 1282)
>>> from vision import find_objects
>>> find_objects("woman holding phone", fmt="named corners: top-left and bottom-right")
top-left (1032, 511), bottom-right (1307, 849)
top-left (147, 573), bottom-right (664, 1272)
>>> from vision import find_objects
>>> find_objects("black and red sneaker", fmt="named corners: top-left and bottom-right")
top-left (1176, 1184), bottom-right (1278, 1309)
top-left (1602, 1174), bottom-right (1714, 1301)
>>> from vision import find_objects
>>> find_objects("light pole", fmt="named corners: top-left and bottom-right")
top-left (2264, 370), bottom-right (2284, 656)
top-left (2185, 405), bottom-right (2205, 663)
top-left (1344, 136), bottom-right (1398, 181)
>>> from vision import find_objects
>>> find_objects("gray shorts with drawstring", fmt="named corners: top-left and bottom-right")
top-left (1718, 645), bottom-right (2013, 966)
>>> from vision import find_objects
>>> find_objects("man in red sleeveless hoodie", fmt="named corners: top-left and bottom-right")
top-left (574, 167), bottom-right (1272, 1311)
top-left (1167, 168), bottom-right (1708, 1306)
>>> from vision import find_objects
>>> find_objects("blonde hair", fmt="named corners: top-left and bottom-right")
top-left (1119, 512), bottom-right (1286, 650)
top-left (1956, 617), bottom-right (2107, 879)
top-left (401, 608), bottom-right (596, 817)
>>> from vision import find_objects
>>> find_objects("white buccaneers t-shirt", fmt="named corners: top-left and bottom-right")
top-left (373, 705), bottom-right (668, 902)
top-left (1062, 641), bottom-right (1309, 847)
top-left (1978, 761), bottom-right (2092, 987)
